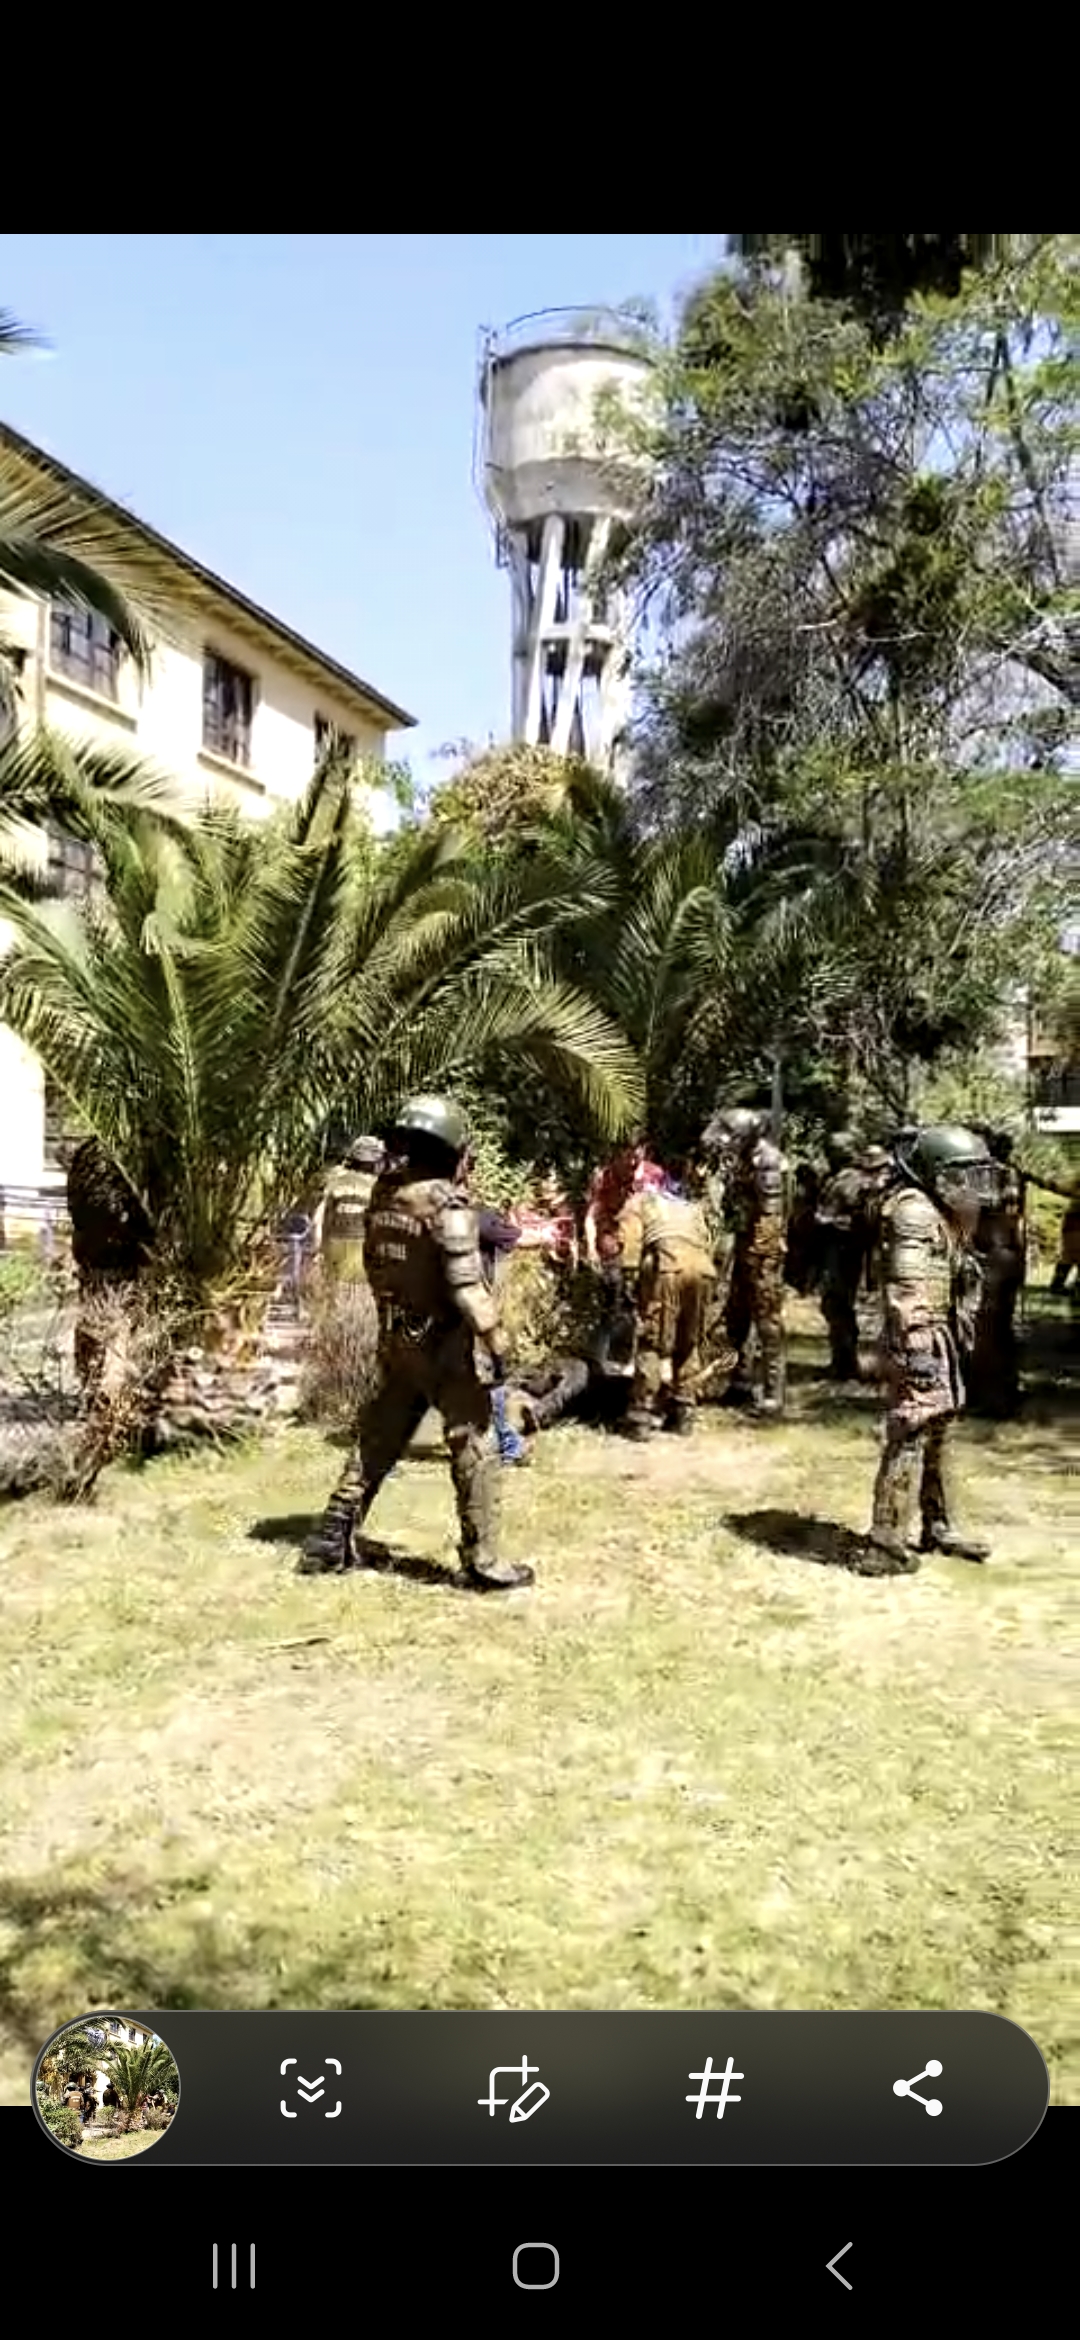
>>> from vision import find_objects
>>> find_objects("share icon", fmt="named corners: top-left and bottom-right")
top-left (893, 2059), bottom-right (943, 2116)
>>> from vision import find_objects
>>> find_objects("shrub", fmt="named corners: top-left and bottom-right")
top-left (0, 1251), bottom-right (48, 1312)
top-left (39, 2101), bottom-right (84, 2149)
top-left (297, 1280), bottom-right (379, 1426)
top-left (499, 1254), bottom-right (603, 1371)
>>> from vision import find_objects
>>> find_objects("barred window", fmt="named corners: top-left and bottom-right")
top-left (203, 652), bottom-right (254, 766)
top-left (49, 601), bottom-right (121, 699)
top-left (46, 823), bottom-right (99, 902)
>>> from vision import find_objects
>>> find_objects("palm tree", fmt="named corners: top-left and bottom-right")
top-left (0, 752), bottom-right (641, 1327)
top-left (102, 2039), bottom-right (177, 2131)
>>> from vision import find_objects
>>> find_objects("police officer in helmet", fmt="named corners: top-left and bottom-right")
top-left (864, 1123), bottom-right (994, 1576)
top-left (302, 1095), bottom-right (533, 1591)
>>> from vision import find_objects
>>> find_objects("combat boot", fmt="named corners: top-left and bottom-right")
top-left (462, 1554), bottom-right (536, 1592)
top-left (300, 1483), bottom-right (384, 1574)
top-left (621, 1409), bottom-right (657, 1441)
top-left (665, 1400), bottom-right (694, 1436)
top-left (920, 1522), bottom-right (990, 1563)
top-left (859, 1530), bottom-right (921, 1578)
top-left (299, 1492), bottom-right (358, 1574)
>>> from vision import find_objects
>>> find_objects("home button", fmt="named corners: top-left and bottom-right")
top-left (512, 2242), bottom-right (560, 2290)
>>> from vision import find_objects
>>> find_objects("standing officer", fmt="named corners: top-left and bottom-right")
top-left (863, 1125), bottom-right (995, 1577)
top-left (618, 1184), bottom-right (717, 1438)
top-left (314, 1135), bottom-right (385, 1286)
top-left (301, 1096), bottom-right (532, 1591)
top-left (816, 1141), bottom-right (893, 1382)
top-left (703, 1106), bottom-right (789, 1417)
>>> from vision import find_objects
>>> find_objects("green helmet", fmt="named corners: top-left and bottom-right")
top-left (901, 1124), bottom-right (996, 1208)
top-left (390, 1094), bottom-right (470, 1159)
top-left (858, 1145), bottom-right (892, 1174)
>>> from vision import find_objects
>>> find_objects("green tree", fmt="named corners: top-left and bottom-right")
top-left (726, 235), bottom-right (1015, 336)
top-left (617, 237), bottom-right (1079, 1117)
top-left (36, 2025), bottom-right (100, 2097)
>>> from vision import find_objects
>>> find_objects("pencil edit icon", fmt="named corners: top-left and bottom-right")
top-left (478, 2057), bottom-right (551, 2120)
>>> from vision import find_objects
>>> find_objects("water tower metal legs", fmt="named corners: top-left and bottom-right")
top-left (507, 513), bottom-right (630, 770)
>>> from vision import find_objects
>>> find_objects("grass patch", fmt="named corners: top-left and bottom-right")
top-left (1, 1309), bottom-right (1076, 2104)
top-left (78, 2127), bottom-right (162, 2159)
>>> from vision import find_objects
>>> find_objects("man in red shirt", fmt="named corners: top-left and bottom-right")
top-left (584, 1140), bottom-right (666, 1368)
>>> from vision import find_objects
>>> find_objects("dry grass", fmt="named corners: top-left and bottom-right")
top-left (77, 2126), bottom-right (162, 2159)
top-left (0, 1301), bottom-right (1075, 2106)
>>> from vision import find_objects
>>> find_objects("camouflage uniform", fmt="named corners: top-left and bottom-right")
top-left (302, 1098), bottom-right (532, 1592)
top-left (722, 1126), bottom-right (788, 1415)
top-left (319, 1141), bottom-right (383, 1285)
top-left (866, 1126), bottom-right (993, 1575)
top-left (815, 1146), bottom-right (891, 1381)
top-left (619, 1190), bottom-right (717, 1437)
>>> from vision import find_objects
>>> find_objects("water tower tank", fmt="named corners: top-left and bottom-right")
top-left (477, 309), bottom-right (655, 773)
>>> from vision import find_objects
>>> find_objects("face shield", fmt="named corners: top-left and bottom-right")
top-left (934, 1156), bottom-right (997, 1234)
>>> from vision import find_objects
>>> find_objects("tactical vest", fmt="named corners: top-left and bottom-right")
top-left (321, 1167), bottom-right (376, 1280)
top-left (364, 1173), bottom-right (470, 1322)
top-left (880, 1185), bottom-right (954, 1314)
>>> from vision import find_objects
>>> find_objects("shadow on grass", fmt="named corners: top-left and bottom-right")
top-left (0, 1869), bottom-right (498, 2063)
top-left (722, 1508), bottom-right (864, 1571)
top-left (247, 1512), bottom-right (464, 1592)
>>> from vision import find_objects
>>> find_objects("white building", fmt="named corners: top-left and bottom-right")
top-left (0, 421), bottom-right (415, 1203)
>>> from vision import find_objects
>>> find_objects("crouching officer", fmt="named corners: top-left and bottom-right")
top-left (301, 1095), bottom-right (533, 1591)
top-left (864, 1125), bottom-right (995, 1577)
top-left (620, 1186), bottom-right (716, 1438)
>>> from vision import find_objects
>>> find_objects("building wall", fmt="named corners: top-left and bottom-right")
top-left (0, 579), bottom-right (400, 1192)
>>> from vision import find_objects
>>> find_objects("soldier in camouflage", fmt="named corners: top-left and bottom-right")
top-left (301, 1096), bottom-right (533, 1591)
top-left (618, 1185), bottom-right (717, 1438)
top-left (315, 1135), bottom-right (385, 1285)
top-left (703, 1106), bottom-right (788, 1417)
top-left (863, 1124), bottom-right (995, 1577)
top-left (815, 1138), bottom-right (892, 1382)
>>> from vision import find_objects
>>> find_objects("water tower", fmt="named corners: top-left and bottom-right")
top-left (476, 308), bottom-right (655, 775)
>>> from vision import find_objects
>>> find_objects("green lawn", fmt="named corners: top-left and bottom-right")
top-left (1, 1306), bottom-right (1076, 2105)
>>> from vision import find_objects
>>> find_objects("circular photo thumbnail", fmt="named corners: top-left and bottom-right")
top-left (34, 2013), bottom-right (180, 2160)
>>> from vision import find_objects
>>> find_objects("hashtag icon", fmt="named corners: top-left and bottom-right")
top-left (686, 2055), bottom-right (743, 2119)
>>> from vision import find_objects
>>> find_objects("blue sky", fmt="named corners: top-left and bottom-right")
top-left (0, 234), bottom-right (717, 785)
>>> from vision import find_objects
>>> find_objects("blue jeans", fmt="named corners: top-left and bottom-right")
top-left (490, 1384), bottom-right (527, 1463)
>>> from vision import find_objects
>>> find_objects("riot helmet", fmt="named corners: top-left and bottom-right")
top-left (898, 1124), bottom-right (996, 1234)
top-left (389, 1094), bottom-right (470, 1171)
top-left (703, 1105), bottom-right (766, 1155)
top-left (345, 1134), bottom-right (384, 1170)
